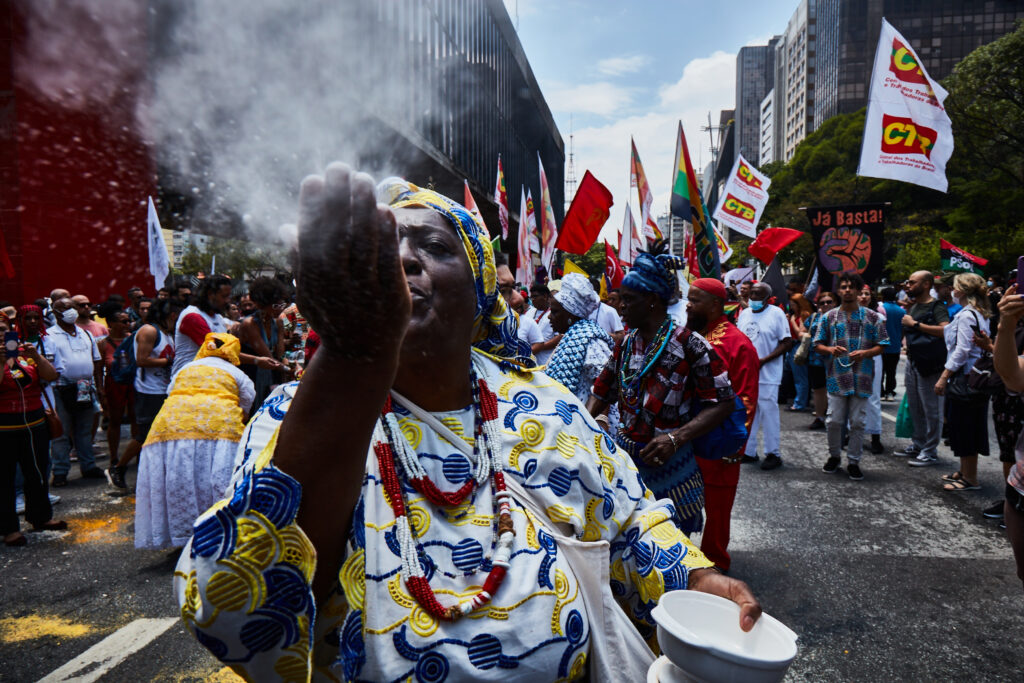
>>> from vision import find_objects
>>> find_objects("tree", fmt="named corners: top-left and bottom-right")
top-left (179, 238), bottom-right (291, 281)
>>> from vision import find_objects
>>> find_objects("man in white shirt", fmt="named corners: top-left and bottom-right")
top-left (526, 284), bottom-right (559, 365)
top-left (47, 297), bottom-right (105, 486)
top-left (736, 283), bottom-right (793, 470)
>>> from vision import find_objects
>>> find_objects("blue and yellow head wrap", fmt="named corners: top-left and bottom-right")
top-left (622, 251), bottom-right (686, 302)
top-left (377, 178), bottom-right (536, 370)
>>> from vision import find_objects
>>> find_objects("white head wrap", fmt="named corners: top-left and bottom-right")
top-left (554, 273), bottom-right (600, 319)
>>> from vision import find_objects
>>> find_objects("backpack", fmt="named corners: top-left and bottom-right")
top-left (692, 396), bottom-right (750, 460)
top-left (110, 331), bottom-right (139, 385)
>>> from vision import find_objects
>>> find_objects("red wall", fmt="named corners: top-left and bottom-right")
top-left (0, 2), bottom-right (156, 307)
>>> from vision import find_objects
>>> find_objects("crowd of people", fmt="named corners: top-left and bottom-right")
top-left (2, 166), bottom-right (1021, 679)
top-left (0, 276), bottom-right (304, 549)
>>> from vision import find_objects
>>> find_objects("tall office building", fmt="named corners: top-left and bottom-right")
top-left (735, 38), bottom-right (780, 166)
top-left (778, 0), bottom-right (816, 161)
top-left (759, 90), bottom-right (776, 165)
top-left (815, 0), bottom-right (1024, 128)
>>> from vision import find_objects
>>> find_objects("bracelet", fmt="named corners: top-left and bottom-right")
top-left (667, 432), bottom-right (678, 450)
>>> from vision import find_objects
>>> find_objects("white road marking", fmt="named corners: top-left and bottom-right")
top-left (881, 410), bottom-right (896, 422)
top-left (37, 617), bottom-right (177, 683)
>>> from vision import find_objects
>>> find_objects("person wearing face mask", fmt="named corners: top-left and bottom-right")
top-left (46, 297), bottom-right (105, 486)
top-left (736, 282), bottom-right (793, 470)
top-left (805, 293), bottom-right (837, 429)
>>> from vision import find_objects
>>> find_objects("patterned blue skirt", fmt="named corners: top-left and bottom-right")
top-left (616, 434), bottom-right (704, 535)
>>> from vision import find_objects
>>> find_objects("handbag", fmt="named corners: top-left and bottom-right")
top-left (793, 332), bottom-right (812, 366)
top-left (390, 385), bottom-right (657, 682)
top-left (692, 396), bottom-right (749, 461)
top-left (40, 391), bottom-right (64, 439)
top-left (895, 392), bottom-right (914, 439)
top-left (947, 311), bottom-right (988, 403)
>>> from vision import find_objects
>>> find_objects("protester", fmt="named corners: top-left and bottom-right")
top-left (880, 286), bottom-right (904, 400)
top-left (992, 284), bottom-right (1024, 589)
top-left (234, 276), bottom-right (289, 411)
top-left (590, 246), bottom-right (736, 534)
top-left (526, 283), bottom-right (558, 364)
top-left (106, 299), bottom-right (182, 491)
top-left (71, 295), bottom-right (108, 342)
top-left (591, 291), bottom-right (626, 343)
top-left (685, 278), bottom-right (760, 572)
top-left (43, 288), bottom-right (70, 328)
top-left (126, 286), bottom-right (143, 325)
top-left (46, 297), bottom-right (105, 486)
top-left (933, 273), bottom-right (991, 491)
top-left (135, 333), bottom-right (254, 550)
top-left (226, 302), bottom-right (241, 321)
top-left (737, 282), bottom-right (793, 470)
top-left (859, 284), bottom-right (887, 455)
top-left (95, 303), bottom-right (136, 463)
top-left (238, 292), bottom-right (256, 316)
top-left (156, 287), bottom-right (171, 302)
top-left (897, 271), bottom-right (950, 465)
top-left (546, 273), bottom-right (613, 404)
top-left (936, 275), bottom-right (963, 319)
top-left (172, 276), bottom-right (233, 376)
top-left (813, 273), bottom-right (889, 480)
top-left (805, 292), bottom-right (836, 430)
top-left (786, 281), bottom-right (813, 412)
top-left (137, 297), bottom-right (154, 329)
top-left (175, 167), bottom-right (760, 681)
top-left (175, 284), bottom-right (192, 304)
top-left (0, 314), bottom-right (67, 546)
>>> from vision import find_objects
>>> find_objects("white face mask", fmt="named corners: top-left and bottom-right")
top-left (61, 308), bottom-right (79, 324)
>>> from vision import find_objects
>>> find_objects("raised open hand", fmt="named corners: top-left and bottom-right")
top-left (293, 163), bottom-right (411, 366)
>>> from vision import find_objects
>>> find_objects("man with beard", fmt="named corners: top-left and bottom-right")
top-left (686, 278), bottom-right (760, 571)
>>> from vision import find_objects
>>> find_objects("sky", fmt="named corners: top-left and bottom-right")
top-left (504, 0), bottom-right (798, 244)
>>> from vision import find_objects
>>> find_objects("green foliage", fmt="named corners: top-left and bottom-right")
top-left (179, 238), bottom-right (291, 281)
top-left (759, 21), bottom-right (1024, 282)
top-left (566, 243), bottom-right (607, 280)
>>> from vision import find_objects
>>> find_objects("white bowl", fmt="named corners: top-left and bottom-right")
top-left (651, 590), bottom-right (798, 683)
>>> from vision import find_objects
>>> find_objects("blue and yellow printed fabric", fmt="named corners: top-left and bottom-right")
top-left (174, 352), bottom-right (712, 682)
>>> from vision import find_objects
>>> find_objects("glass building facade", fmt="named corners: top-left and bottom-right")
top-left (735, 40), bottom-right (779, 166)
top-left (815, 0), bottom-right (1024, 129)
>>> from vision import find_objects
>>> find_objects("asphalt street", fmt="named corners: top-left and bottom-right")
top-left (1, 359), bottom-right (1021, 682)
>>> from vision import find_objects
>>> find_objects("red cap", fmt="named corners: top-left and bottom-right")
top-left (692, 278), bottom-right (728, 300)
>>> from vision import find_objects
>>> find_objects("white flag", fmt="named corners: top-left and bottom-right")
top-left (712, 154), bottom-right (771, 238)
top-left (516, 186), bottom-right (533, 288)
top-left (618, 203), bottom-right (641, 266)
top-left (857, 17), bottom-right (953, 192)
top-left (147, 196), bottom-right (169, 291)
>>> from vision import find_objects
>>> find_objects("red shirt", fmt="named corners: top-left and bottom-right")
top-left (0, 358), bottom-right (43, 417)
top-left (702, 316), bottom-right (760, 432)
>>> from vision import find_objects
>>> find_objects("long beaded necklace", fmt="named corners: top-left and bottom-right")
top-left (373, 371), bottom-right (515, 621)
top-left (619, 316), bottom-right (674, 408)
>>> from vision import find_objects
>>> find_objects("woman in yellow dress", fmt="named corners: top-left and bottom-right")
top-left (135, 332), bottom-right (255, 550)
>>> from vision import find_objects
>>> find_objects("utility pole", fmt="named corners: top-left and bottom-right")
top-left (700, 111), bottom-right (721, 166)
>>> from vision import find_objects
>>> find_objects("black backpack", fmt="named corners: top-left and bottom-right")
top-left (905, 301), bottom-right (947, 377)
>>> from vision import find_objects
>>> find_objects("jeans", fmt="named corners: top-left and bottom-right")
top-left (905, 364), bottom-right (944, 458)
top-left (863, 356), bottom-right (882, 436)
top-left (827, 393), bottom-right (868, 462)
top-left (746, 383), bottom-right (780, 456)
top-left (50, 387), bottom-right (98, 476)
top-left (881, 353), bottom-right (900, 396)
top-left (788, 347), bottom-right (809, 410)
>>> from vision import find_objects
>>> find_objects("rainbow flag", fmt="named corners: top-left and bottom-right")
top-left (671, 122), bottom-right (721, 279)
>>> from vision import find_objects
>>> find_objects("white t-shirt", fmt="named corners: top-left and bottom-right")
top-left (46, 325), bottom-right (100, 384)
top-left (517, 312), bottom-right (544, 348)
top-left (667, 300), bottom-right (688, 328)
top-left (526, 306), bottom-right (556, 365)
top-left (589, 302), bottom-right (624, 336)
top-left (737, 305), bottom-right (790, 385)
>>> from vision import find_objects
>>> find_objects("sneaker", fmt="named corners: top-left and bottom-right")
top-left (106, 466), bottom-right (127, 490)
top-left (51, 474), bottom-right (68, 487)
top-left (761, 453), bottom-right (783, 470)
top-left (15, 495), bottom-right (25, 515)
top-left (81, 468), bottom-right (106, 480)
top-left (808, 418), bottom-right (825, 431)
top-left (822, 456), bottom-right (841, 473)
top-left (741, 454), bottom-right (760, 464)
top-left (892, 445), bottom-right (920, 458)
top-left (847, 463), bottom-right (864, 480)
top-left (869, 436), bottom-right (885, 455)
top-left (48, 493), bottom-right (61, 506)
top-left (982, 501), bottom-right (1004, 520)
top-left (908, 454), bottom-right (939, 467)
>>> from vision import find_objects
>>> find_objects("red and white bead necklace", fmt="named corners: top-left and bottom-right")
top-left (373, 372), bottom-right (515, 621)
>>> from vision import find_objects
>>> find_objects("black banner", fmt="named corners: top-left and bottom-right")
top-left (807, 204), bottom-right (886, 292)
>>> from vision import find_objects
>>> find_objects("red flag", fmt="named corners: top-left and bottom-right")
top-left (604, 240), bottom-right (624, 287)
top-left (554, 170), bottom-right (614, 255)
top-left (748, 227), bottom-right (804, 264)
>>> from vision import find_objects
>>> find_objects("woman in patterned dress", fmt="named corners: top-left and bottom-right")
top-left (174, 164), bottom-right (761, 681)
top-left (134, 332), bottom-right (255, 549)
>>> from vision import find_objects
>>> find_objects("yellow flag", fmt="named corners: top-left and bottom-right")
top-left (563, 259), bottom-right (588, 276)
top-left (599, 274), bottom-right (608, 301)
